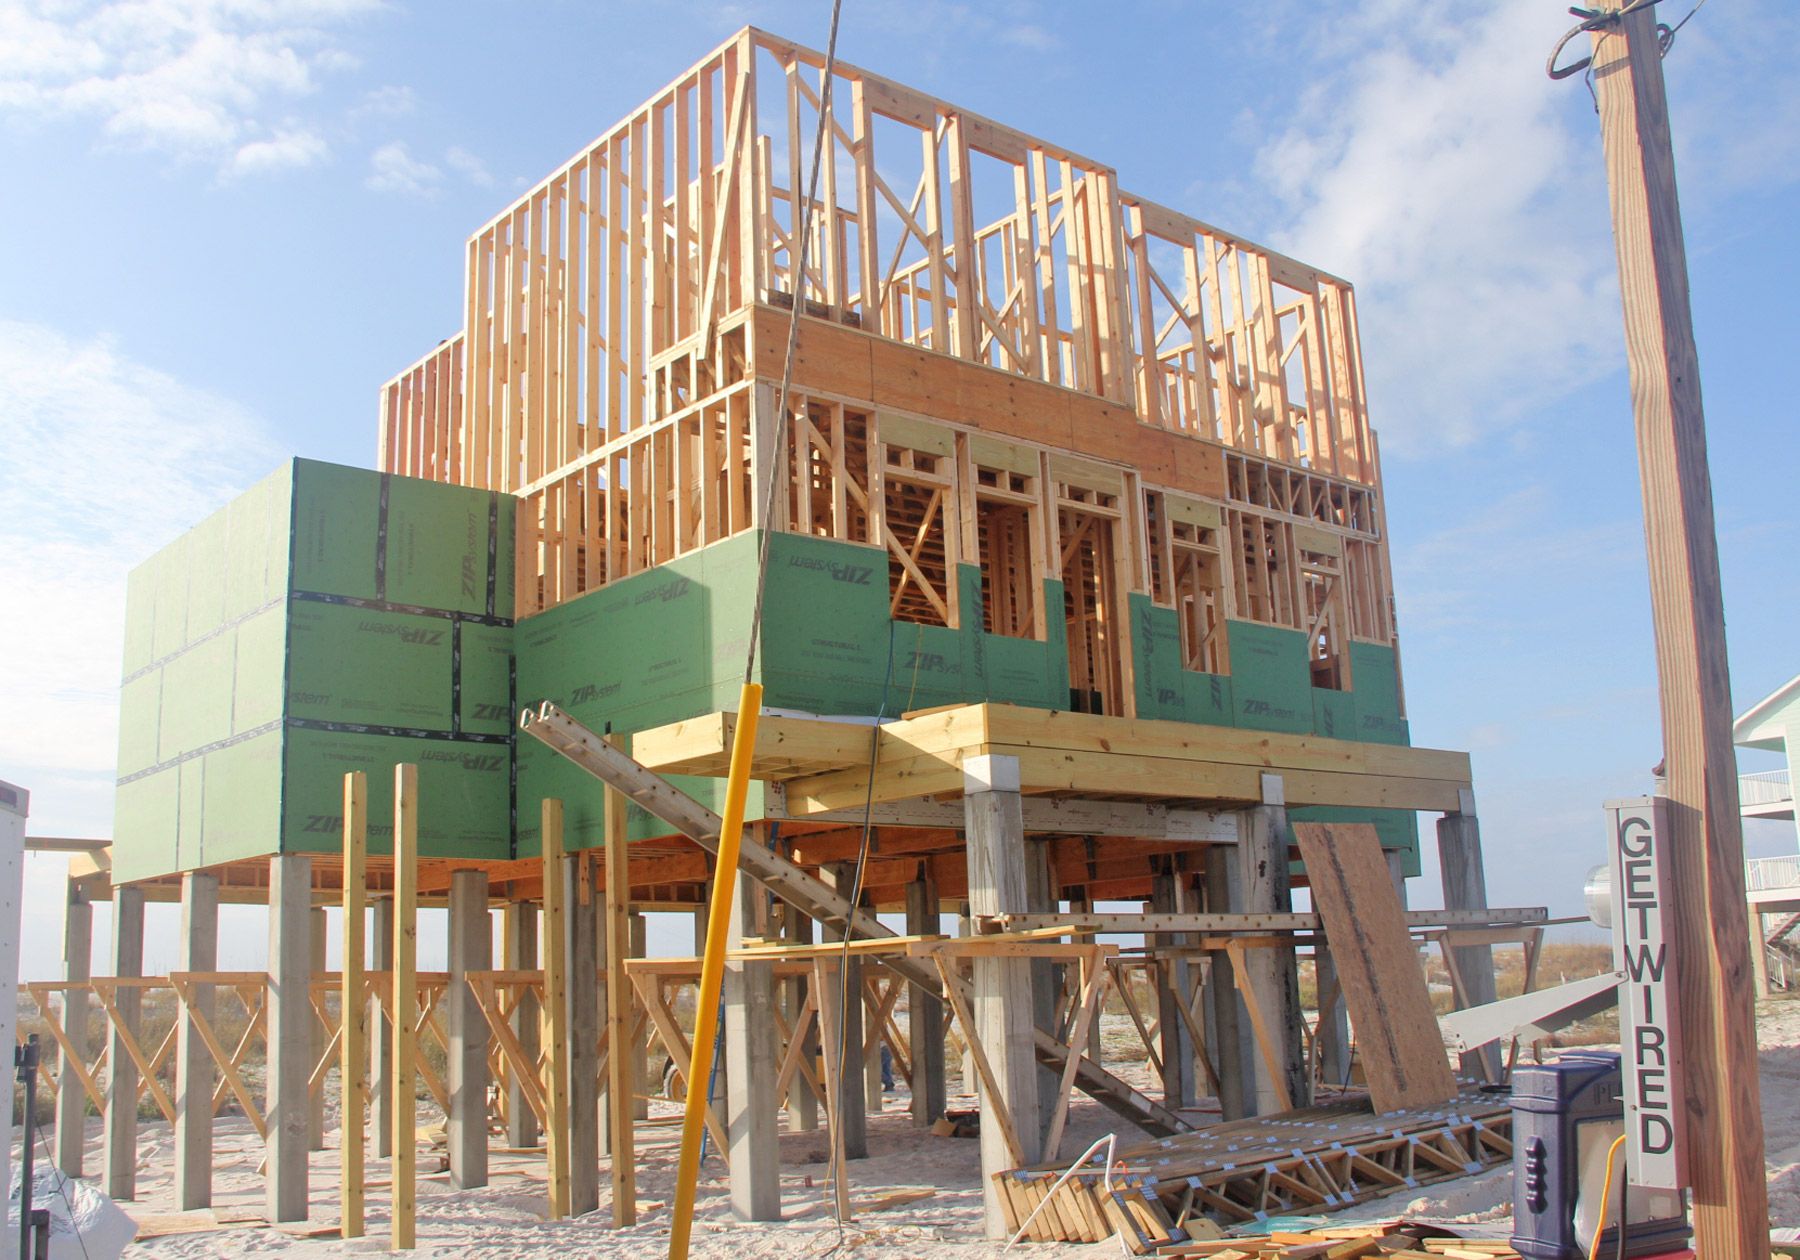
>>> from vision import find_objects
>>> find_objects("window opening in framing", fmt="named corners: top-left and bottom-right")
top-left (1146, 491), bottom-right (1229, 675)
top-left (974, 464), bottom-right (1040, 639)
top-left (1297, 532), bottom-right (1351, 691)
top-left (1228, 507), bottom-right (1296, 629)
top-left (881, 439), bottom-right (953, 628)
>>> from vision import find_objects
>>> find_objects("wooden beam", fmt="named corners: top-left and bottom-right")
top-left (1585, 5), bottom-right (1767, 1251)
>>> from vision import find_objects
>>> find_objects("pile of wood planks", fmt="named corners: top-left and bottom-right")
top-left (994, 1090), bottom-right (1513, 1254)
top-left (1158, 1227), bottom-right (1523, 1260)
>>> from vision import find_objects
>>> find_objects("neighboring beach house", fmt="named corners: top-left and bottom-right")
top-left (1735, 673), bottom-right (1800, 992)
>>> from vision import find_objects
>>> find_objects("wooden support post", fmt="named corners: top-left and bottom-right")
top-left (602, 737), bottom-right (635, 1221)
top-left (1150, 869), bottom-right (1194, 1110)
top-left (569, 857), bottom-right (600, 1216)
top-left (1313, 946), bottom-right (1351, 1089)
top-left (448, 869), bottom-right (492, 1190)
top-left (1437, 793), bottom-right (1501, 1080)
top-left (308, 905), bottom-right (327, 1150)
top-left (103, 885), bottom-right (144, 1199)
top-left (956, 902), bottom-right (979, 1096)
top-left (54, 878), bottom-right (91, 1178)
top-left (1023, 839), bottom-right (1061, 1125)
top-left (962, 754), bottom-right (1043, 1240)
top-left (1387, 850), bottom-right (1409, 907)
top-left (904, 875), bottom-right (945, 1127)
top-left (266, 853), bottom-right (312, 1222)
top-left (820, 863), bottom-right (867, 1159)
top-left (175, 870), bottom-right (219, 1209)
top-left (1239, 779), bottom-right (1308, 1114)
top-left (392, 764), bottom-right (419, 1250)
top-left (1585, 7), bottom-right (1767, 1247)
top-left (502, 902), bottom-right (540, 1148)
top-left (781, 902), bottom-right (820, 1133)
top-left (371, 895), bottom-right (395, 1159)
top-left (1202, 847), bottom-right (1253, 1120)
top-left (724, 836), bottom-right (779, 1221)
top-left (541, 798), bottom-right (572, 1220)
top-left (1067, 894), bottom-right (1105, 1058)
top-left (341, 771), bottom-right (367, 1240)
top-left (863, 981), bottom-right (883, 1118)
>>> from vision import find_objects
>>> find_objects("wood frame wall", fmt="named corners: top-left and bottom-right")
top-left (375, 26), bottom-right (1399, 708)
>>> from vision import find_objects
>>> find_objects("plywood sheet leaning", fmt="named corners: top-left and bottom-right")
top-left (1292, 821), bottom-right (1455, 1112)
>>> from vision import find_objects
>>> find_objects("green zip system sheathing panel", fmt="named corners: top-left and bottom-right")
top-left (120, 494), bottom-right (1422, 878)
top-left (112, 459), bottom-right (515, 883)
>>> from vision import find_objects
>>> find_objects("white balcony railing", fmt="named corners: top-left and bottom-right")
top-left (1747, 854), bottom-right (1800, 894)
top-left (1741, 769), bottom-right (1793, 809)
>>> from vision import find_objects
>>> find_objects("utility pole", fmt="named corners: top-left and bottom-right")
top-left (1582, 3), bottom-right (1768, 1253)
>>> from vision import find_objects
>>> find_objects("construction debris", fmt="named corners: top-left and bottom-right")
top-left (996, 1090), bottom-right (1513, 1253)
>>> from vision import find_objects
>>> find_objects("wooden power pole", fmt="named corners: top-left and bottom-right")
top-left (1584, 3), bottom-right (1768, 1252)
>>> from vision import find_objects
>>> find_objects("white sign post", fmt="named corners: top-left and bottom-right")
top-left (1606, 796), bottom-right (1686, 1191)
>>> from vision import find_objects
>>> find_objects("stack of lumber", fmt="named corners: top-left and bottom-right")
top-left (1157, 1227), bottom-right (1521, 1260)
top-left (994, 1090), bottom-right (1513, 1254)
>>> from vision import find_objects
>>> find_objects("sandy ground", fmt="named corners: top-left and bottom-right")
top-left (24, 995), bottom-right (1800, 1257)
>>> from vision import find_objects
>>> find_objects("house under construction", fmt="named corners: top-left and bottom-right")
top-left (44, 26), bottom-right (1542, 1248)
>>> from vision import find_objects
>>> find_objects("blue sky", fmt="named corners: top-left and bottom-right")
top-left (2, 0), bottom-right (1795, 978)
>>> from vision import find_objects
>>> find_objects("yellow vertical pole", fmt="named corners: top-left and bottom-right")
top-left (541, 798), bottom-right (571, 1219)
top-left (341, 772), bottom-right (367, 1239)
top-left (392, 764), bottom-right (418, 1250)
top-left (668, 681), bottom-right (762, 1260)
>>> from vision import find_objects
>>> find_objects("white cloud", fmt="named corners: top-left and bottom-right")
top-left (0, 320), bottom-right (282, 978)
top-left (444, 144), bottom-right (493, 187)
top-left (365, 139), bottom-right (440, 196)
top-left (227, 125), bottom-right (328, 175)
top-left (1247, 3), bottom-right (1621, 453)
top-left (366, 141), bottom-right (496, 197)
top-left (352, 82), bottom-right (415, 118)
top-left (0, 0), bottom-right (381, 171)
